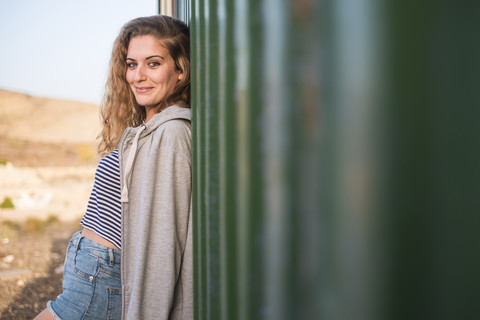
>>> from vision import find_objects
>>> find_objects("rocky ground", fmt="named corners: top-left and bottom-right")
top-left (0, 225), bottom-right (78, 319)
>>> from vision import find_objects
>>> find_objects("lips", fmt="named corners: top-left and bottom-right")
top-left (135, 86), bottom-right (153, 94)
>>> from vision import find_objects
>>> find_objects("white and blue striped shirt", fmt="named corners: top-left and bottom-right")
top-left (81, 149), bottom-right (122, 249)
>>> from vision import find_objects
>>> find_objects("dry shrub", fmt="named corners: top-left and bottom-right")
top-left (23, 217), bottom-right (46, 235)
top-left (45, 214), bottom-right (61, 227)
top-left (9, 139), bottom-right (26, 150)
top-left (76, 144), bottom-right (96, 162)
top-left (22, 215), bottom-right (62, 235)
top-left (0, 220), bottom-right (20, 239)
top-left (0, 196), bottom-right (15, 209)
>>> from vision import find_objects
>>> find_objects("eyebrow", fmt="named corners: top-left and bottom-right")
top-left (146, 55), bottom-right (165, 60)
top-left (126, 55), bottom-right (165, 61)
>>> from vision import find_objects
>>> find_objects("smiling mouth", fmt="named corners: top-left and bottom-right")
top-left (135, 87), bottom-right (153, 94)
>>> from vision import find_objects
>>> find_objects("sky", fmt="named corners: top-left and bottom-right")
top-left (0, 0), bottom-right (158, 105)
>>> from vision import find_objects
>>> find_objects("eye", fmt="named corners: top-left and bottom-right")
top-left (126, 62), bottom-right (137, 68)
top-left (148, 61), bottom-right (161, 68)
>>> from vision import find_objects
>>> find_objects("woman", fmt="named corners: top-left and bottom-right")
top-left (35, 15), bottom-right (193, 320)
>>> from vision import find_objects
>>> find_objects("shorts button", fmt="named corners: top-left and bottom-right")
top-left (89, 276), bottom-right (94, 281)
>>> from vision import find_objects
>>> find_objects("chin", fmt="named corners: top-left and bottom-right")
top-left (136, 98), bottom-right (155, 106)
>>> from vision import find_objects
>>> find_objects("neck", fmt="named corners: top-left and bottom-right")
top-left (144, 106), bottom-right (156, 123)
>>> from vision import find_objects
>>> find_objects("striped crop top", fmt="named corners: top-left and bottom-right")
top-left (80, 149), bottom-right (122, 249)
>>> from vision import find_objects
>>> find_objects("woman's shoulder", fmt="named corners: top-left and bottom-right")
top-left (159, 118), bottom-right (191, 137)
top-left (151, 118), bottom-right (191, 152)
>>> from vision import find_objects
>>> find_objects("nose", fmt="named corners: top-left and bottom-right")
top-left (134, 65), bottom-right (147, 82)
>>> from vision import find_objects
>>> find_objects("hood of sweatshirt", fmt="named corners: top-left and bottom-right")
top-left (118, 105), bottom-right (192, 202)
top-left (122, 105), bottom-right (192, 141)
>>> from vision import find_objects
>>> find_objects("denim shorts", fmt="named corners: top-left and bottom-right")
top-left (47, 231), bottom-right (121, 320)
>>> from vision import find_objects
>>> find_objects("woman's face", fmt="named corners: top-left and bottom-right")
top-left (125, 35), bottom-right (182, 108)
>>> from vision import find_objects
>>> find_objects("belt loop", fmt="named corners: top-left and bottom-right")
top-left (75, 231), bottom-right (84, 253)
top-left (108, 248), bottom-right (114, 266)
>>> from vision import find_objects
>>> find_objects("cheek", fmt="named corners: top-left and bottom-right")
top-left (125, 71), bottom-right (133, 84)
top-left (167, 72), bottom-right (180, 88)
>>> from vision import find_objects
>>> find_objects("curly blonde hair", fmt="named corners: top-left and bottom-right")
top-left (98, 15), bottom-right (190, 155)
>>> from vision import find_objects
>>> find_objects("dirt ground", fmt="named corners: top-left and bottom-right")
top-left (0, 224), bottom-right (79, 319)
top-left (0, 149), bottom-right (94, 319)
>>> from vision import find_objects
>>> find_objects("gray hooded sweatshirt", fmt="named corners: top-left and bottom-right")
top-left (118, 105), bottom-right (193, 320)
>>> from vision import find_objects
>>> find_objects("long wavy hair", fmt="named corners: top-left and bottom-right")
top-left (98, 15), bottom-right (190, 155)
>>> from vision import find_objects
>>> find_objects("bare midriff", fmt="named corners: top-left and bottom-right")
top-left (81, 228), bottom-right (120, 250)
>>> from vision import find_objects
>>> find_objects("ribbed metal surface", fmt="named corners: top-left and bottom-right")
top-left (186, 1), bottom-right (322, 318)
top-left (167, 0), bottom-right (480, 319)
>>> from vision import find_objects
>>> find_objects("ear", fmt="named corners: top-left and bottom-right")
top-left (177, 72), bottom-right (183, 80)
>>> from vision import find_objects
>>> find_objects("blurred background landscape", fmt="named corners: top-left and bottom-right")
top-left (0, 88), bottom-right (100, 223)
top-left (0, 1), bottom-right (157, 317)
top-left (0, 88), bottom-right (100, 318)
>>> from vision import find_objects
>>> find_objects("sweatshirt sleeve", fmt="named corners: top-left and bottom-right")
top-left (123, 120), bottom-right (193, 320)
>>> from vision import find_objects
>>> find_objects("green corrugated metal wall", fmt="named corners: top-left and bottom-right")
top-left (165, 1), bottom-right (480, 319)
